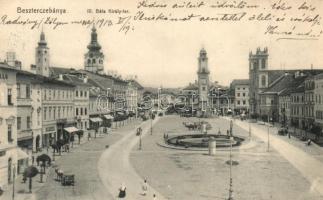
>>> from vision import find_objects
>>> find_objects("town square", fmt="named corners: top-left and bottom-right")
top-left (1, 0), bottom-right (323, 199)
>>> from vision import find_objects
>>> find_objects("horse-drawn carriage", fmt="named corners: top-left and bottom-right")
top-left (61, 174), bottom-right (75, 186)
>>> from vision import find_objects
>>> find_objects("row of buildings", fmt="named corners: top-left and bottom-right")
top-left (248, 47), bottom-right (323, 135)
top-left (0, 27), bottom-right (144, 188)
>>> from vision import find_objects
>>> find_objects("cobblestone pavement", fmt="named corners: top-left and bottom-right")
top-left (130, 115), bottom-right (323, 200)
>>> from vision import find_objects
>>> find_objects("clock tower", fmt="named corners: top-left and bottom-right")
top-left (197, 48), bottom-right (210, 112)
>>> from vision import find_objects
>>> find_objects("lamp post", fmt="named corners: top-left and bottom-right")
top-left (228, 131), bottom-right (234, 200)
top-left (191, 93), bottom-right (196, 116)
top-left (158, 88), bottom-right (161, 112)
top-left (150, 111), bottom-right (153, 135)
top-left (217, 88), bottom-right (221, 115)
top-left (139, 130), bottom-right (142, 150)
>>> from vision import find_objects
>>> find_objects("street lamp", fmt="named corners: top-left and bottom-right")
top-left (150, 111), bottom-right (153, 135)
top-left (228, 137), bottom-right (234, 200)
top-left (191, 93), bottom-right (196, 116)
top-left (158, 88), bottom-right (161, 112)
top-left (217, 88), bottom-right (221, 115)
top-left (139, 130), bottom-right (142, 150)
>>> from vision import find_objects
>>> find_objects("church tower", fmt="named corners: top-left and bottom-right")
top-left (197, 48), bottom-right (210, 111)
top-left (249, 47), bottom-right (269, 114)
top-left (84, 26), bottom-right (104, 74)
top-left (35, 31), bottom-right (50, 77)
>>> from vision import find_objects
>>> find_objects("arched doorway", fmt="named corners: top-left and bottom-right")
top-left (36, 135), bottom-right (40, 151)
top-left (8, 158), bottom-right (12, 184)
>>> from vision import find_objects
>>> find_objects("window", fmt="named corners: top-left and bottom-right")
top-left (92, 59), bottom-right (96, 64)
top-left (7, 88), bottom-right (13, 105)
top-left (49, 107), bottom-right (51, 119)
top-left (58, 107), bottom-right (61, 118)
top-left (84, 91), bottom-right (87, 97)
top-left (80, 108), bottom-right (83, 115)
top-left (53, 107), bottom-right (56, 120)
top-left (237, 100), bottom-right (240, 105)
top-left (243, 100), bottom-right (246, 105)
top-left (76, 108), bottom-right (79, 116)
top-left (85, 108), bottom-right (87, 115)
top-left (261, 75), bottom-right (266, 87)
top-left (17, 84), bottom-right (21, 98)
top-left (26, 84), bottom-right (31, 98)
top-left (8, 124), bottom-right (13, 142)
top-left (237, 93), bottom-right (240, 97)
top-left (85, 121), bottom-right (87, 129)
top-left (80, 91), bottom-right (83, 97)
top-left (27, 116), bottom-right (31, 129)
top-left (202, 87), bottom-right (206, 91)
top-left (88, 59), bottom-right (91, 64)
top-left (243, 93), bottom-right (245, 97)
top-left (17, 117), bottom-right (21, 130)
top-left (261, 59), bottom-right (266, 69)
top-left (76, 91), bottom-right (79, 97)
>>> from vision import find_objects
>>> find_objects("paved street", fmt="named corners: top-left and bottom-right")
top-left (130, 115), bottom-right (323, 200)
top-left (5, 115), bottom-right (323, 200)
top-left (233, 118), bottom-right (323, 197)
top-left (34, 119), bottom-right (141, 200)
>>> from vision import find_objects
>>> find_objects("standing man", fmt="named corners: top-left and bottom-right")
top-left (142, 179), bottom-right (148, 196)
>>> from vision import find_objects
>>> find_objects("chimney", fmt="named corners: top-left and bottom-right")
top-left (6, 52), bottom-right (16, 67)
top-left (15, 60), bottom-right (22, 70)
top-left (58, 74), bottom-right (63, 80)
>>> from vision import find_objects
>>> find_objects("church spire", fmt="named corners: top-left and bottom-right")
top-left (38, 30), bottom-right (47, 47)
top-left (87, 25), bottom-right (101, 51)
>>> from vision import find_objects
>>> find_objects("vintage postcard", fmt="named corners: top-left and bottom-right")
top-left (0, 0), bottom-right (323, 199)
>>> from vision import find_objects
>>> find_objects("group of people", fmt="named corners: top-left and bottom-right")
top-left (118, 179), bottom-right (157, 200)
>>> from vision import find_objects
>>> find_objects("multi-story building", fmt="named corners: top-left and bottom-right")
top-left (304, 75), bottom-right (315, 129)
top-left (230, 79), bottom-right (249, 114)
top-left (0, 64), bottom-right (19, 187)
top-left (249, 47), bottom-right (323, 120)
top-left (50, 68), bottom-right (91, 137)
top-left (278, 88), bottom-right (292, 126)
top-left (290, 84), bottom-right (305, 128)
top-left (314, 74), bottom-right (323, 128)
top-left (41, 78), bottom-right (75, 146)
top-left (16, 71), bottom-right (43, 151)
top-left (126, 81), bottom-right (138, 116)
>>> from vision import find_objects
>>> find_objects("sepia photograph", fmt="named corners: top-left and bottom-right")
top-left (0, 0), bottom-right (323, 199)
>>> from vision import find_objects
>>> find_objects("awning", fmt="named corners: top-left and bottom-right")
top-left (64, 126), bottom-right (79, 133)
top-left (17, 148), bottom-right (29, 160)
top-left (117, 112), bottom-right (124, 115)
top-left (90, 117), bottom-right (103, 123)
top-left (104, 115), bottom-right (114, 120)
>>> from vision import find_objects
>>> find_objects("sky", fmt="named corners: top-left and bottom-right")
top-left (0, 0), bottom-right (322, 88)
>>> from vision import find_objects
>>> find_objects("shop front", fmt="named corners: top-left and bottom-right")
top-left (57, 119), bottom-right (77, 144)
top-left (43, 125), bottom-right (57, 149)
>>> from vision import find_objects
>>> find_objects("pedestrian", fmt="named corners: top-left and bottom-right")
top-left (153, 194), bottom-right (157, 200)
top-left (142, 179), bottom-right (148, 196)
top-left (118, 183), bottom-right (126, 199)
